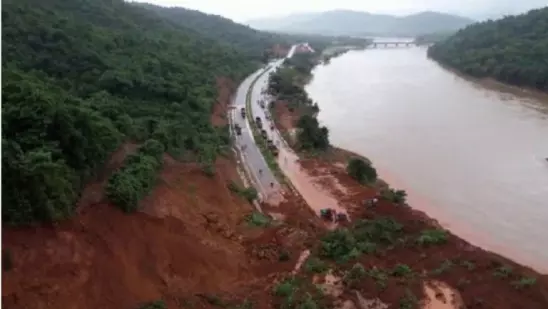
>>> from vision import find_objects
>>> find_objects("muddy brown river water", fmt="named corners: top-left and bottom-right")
top-left (306, 46), bottom-right (548, 272)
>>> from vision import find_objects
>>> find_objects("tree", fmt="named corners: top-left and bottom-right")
top-left (296, 115), bottom-right (329, 151)
top-left (428, 8), bottom-right (548, 91)
top-left (0, 0), bottom-right (275, 224)
top-left (346, 158), bottom-right (377, 184)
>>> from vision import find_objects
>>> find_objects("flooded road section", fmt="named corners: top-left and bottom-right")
top-left (306, 47), bottom-right (548, 272)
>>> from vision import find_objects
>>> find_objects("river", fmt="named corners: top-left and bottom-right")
top-left (305, 46), bottom-right (548, 272)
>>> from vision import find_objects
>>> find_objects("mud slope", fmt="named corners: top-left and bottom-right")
top-left (2, 78), bottom-right (258, 309)
top-left (3, 152), bottom-right (259, 308)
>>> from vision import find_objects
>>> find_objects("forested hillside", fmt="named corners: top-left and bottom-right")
top-left (428, 7), bottom-right (548, 91)
top-left (248, 10), bottom-right (473, 37)
top-left (136, 3), bottom-right (286, 62)
top-left (1, 0), bottom-right (274, 224)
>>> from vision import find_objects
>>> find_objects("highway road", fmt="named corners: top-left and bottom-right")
top-left (230, 45), bottom-right (297, 202)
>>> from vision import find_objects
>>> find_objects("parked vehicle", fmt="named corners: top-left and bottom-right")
top-left (240, 107), bottom-right (245, 118)
top-left (320, 208), bottom-right (335, 221)
top-left (234, 124), bottom-right (242, 135)
top-left (267, 141), bottom-right (279, 156)
top-left (335, 213), bottom-right (348, 223)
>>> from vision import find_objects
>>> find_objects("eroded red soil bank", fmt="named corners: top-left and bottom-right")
top-left (271, 100), bottom-right (548, 309)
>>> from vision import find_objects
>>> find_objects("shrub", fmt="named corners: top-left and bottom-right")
top-left (493, 265), bottom-right (513, 278)
top-left (399, 289), bottom-right (418, 309)
top-left (141, 139), bottom-right (165, 158)
top-left (343, 263), bottom-right (367, 287)
top-left (380, 187), bottom-right (407, 204)
top-left (278, 250), bottom-right (290, 261)
top-left (368, 267), bottom-right (388, 290)
top-left (138, 300), bottom-right (166, 309)
top-left (304, 257), bottom-right (328, 273)
top-left (511, 276), bottom-right (536, 289)
top-left (246, 212), bottom-right (271, 227)
top-left (416, 229), bottom-right (448, 246)
top-left (319, 228), bottom-right (357, 261)
top-left (202, 163), bottom-right (215, 177)
top-left (391, 264), bottom-right (413, 277)
top-left (227, 181), bottom-right (258, 203)
top-left (353, 217), bottom-right (404, 245)
top-left (298, 294), bottom-right (319, 309)
top-left (2, 249), bottom-right (13, 272)
top-left (106, 139), bottom-right (164, 212)
top-left (106, 172), bottom-right (142, 212)
top-left (273, 278), bottom-right (297, 297)
top-left (346, 157), bottom-right (377, 184)
top-left (431, 259), bottom-right (454, 275)
top-left (241, 187), bottom-right (258, 203)
top-left (460, 260), bottom-right (476, 271)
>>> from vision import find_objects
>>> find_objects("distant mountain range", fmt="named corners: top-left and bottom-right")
top-left (247, 10), bottom-right (475, 37)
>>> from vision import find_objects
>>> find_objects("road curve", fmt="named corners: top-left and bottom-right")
top-left (229, 45), bottom-right (298, 202)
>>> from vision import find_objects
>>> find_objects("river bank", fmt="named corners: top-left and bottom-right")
top-left (305, 47), bottom-right (548, 272)
top-left (269, 99), bottom-right (548, 308)
top-left (264, 50), bottom-right (548, 308)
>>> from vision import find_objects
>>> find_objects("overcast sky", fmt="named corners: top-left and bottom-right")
top-left (133, 0), bottom-right (547, 22)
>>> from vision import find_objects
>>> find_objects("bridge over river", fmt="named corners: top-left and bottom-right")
top-left (368, 41), bottom-right (418, 48)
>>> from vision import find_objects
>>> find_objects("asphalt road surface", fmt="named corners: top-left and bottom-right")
top-left (230, 45), bottom-right (297, 201)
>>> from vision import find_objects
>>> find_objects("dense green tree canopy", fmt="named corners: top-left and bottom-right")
top-left (1, 0), bottom-right (280, 224)
top-left (428, 7), bottom-right (548, 91)
top-left (135, 3), bottom-right (289, 62)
